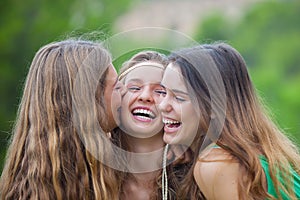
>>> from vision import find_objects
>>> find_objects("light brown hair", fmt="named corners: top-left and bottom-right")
top-left (170, 42), bottom-right (300, 200)
top-left (113, 50), bottom-right (186, 200)
top-left (0, 39), bottom-right (119, 199)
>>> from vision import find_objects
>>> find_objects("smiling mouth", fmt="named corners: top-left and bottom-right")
top-left (132, 108), bottom-right (156, 121)
top-left (163, 118), bottom-right (182, 132)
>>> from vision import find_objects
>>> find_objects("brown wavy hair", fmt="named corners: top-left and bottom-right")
top-left (0, 39), bottom-right (119, 200)
top-left (169, 42), bottom-right (300, 200)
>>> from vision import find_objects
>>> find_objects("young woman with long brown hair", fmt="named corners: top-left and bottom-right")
top-left (159, 42), bottom-right (300, 199)
top-left (0, 39), bottom-right (125, 200)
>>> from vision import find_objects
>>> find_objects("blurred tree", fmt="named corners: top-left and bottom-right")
top-left (195, 0), bottom-right (300, 145)
top-left (0, 0), bottom-right (133, 171)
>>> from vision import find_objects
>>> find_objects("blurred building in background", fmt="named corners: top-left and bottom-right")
top-left (114, 0), bottom-right (262, 38)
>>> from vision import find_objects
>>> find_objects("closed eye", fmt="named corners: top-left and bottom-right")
top-left (128, 86), bottom-right (141, 91)
top-left (175, 96), bottom-right (186, 102)
top-left (115, 86), bottom-right (121, 90)
top-left (155, 90), bottom-right (166, 96)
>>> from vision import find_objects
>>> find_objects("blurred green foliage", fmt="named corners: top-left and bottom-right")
top-left (195, 0), bottom-right (300, 145)
top-left (0, 0), bottom-right (133, 171)
top-left (0, 0), bottom-right (299, 173)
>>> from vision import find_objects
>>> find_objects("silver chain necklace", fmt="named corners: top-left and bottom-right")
top-left (162, 144), bottom-right (169, 200)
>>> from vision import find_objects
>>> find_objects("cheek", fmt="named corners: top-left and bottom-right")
top-left (173, 104), bottom-right (184, 116)
top-left (153, 94), bottom-right (164, 105)
top-left (121, 92), bottom-right (133, 107)
top-left (122, 92), bottom-right (139, 106)
top-left (114, 91), bottom-right (122, 105)
top-left (182, 106), bottom-right (199, 128)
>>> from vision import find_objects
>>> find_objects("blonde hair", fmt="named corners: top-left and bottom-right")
top-left (119, 50), bottom-right (168, 80)
top-left (0, 39), bottom-right (119, 199)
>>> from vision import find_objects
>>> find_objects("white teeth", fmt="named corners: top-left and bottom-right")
top-left (138, 116), bottom-right (151, 120)
top-left (133, 109), bottom-right (155, 118)
top-left (163, 118), bottom-right (181, 124)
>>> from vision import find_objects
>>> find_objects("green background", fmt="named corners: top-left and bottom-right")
top-left (0, 0), bottom-right (299, 172)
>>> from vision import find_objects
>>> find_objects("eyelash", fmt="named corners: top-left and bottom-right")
top-left (127, 85), bottom-right (167, 96)
top-left (175, 96), bottom-right (186, 102)
top-left (155, 90), bottom-right (166, 96)
top-left (160, 90), bottom-right (186, 102)
top-left (128, 86), bottom-right (141, 91)
top-left (156, 89), bottom-right (186, 102)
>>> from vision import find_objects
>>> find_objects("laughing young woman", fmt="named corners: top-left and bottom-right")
top-left (159, 42), bottom-right (300, 200)
top-left (112, 51), bottom-right (189, 200)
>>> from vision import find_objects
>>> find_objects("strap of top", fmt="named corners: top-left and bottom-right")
top-left (259, 155), bottom-right (300, 199)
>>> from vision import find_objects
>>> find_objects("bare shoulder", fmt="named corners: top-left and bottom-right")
top-left (193, 148), bottom-right (241, 200)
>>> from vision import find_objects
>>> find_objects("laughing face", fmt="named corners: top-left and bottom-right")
top-left (119, 64), bottom-right (165, 138)
top-left (159, 63), bottom-right (199, 145)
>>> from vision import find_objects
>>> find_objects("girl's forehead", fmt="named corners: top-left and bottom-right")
top-left (125, 66), bottom-right (164, 83)
top-left (162, 64), bottom-right (187, 91)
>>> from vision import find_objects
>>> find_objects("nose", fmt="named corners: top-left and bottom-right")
top-left (138, 87), bottom-right (154, 103)
top-left (158, 96), bottom-right (172, 113)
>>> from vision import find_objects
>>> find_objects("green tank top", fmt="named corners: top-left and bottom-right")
top-left (259, 155), bottom-right (300, 199)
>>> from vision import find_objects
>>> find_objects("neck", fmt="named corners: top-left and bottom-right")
top-left (125, 131), bottom-right (165, 173)
top-left (122, 170), bottom-right (161, 200)
top-left (130, 170), bottom-right (160, 184)
top-left (127, 131), bottom-right (165, 153)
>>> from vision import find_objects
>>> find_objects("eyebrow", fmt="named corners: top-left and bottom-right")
top-left (160, 84), bottom-right (189, 95)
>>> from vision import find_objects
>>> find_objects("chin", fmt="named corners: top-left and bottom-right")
top-left (163, 135), bottom-right (176, 145)
top-left (129, 131), bottom-right (158, 139)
